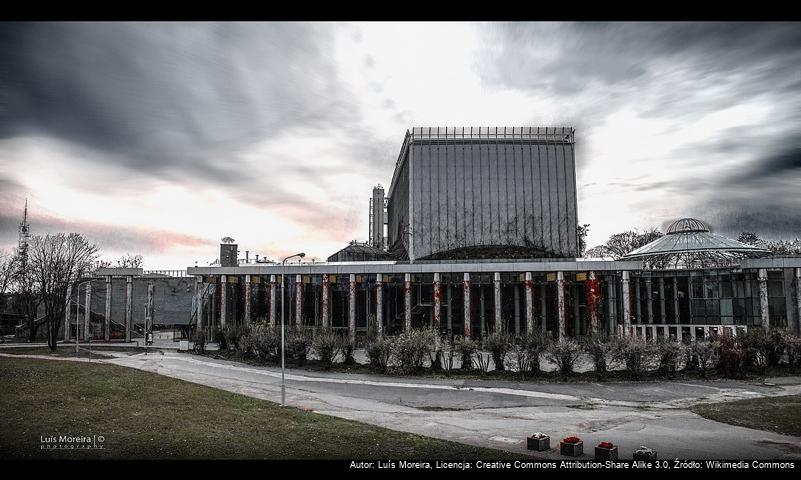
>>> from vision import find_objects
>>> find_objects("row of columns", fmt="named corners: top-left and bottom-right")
top-left (199, 271), bottom-right (602, 340)
top-left (197, 268), bottom-right (801, 339)
top-left (64, 275), bottom-right (138, 342)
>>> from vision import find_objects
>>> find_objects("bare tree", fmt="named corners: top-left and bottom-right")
top-left (12, 257), bottom-right (41, 342)
top-left (115, 253), bottom-right (143, 268)
top-left (0, 250), bottom-right (16, 314)
top-left (95, 253), bottom-right (144, 270)
top-left (737, 231), bottom-right (764, 246)
top-left (585, 228), bottom-right (664, 259)
top-left (28, 233), bottom-right (99, 351)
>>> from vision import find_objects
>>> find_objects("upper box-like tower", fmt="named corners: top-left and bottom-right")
top-left (386, 127), bottom-right (579, 261)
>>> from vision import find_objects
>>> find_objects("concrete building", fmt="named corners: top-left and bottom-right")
top-left (185, 127), bottom-right (801, 343)
top-left (387, 127), bottom-right (579, 261)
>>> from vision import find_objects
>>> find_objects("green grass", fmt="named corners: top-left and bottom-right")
top-left (0, 347), bottom-right (115, 359)
top-left (0, 357), bottom-right (525, 460)
top-left (690, 395), bottom-right (801, 437)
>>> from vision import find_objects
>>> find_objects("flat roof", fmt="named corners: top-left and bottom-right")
top-left (187, 259), bottom-right (643, 276)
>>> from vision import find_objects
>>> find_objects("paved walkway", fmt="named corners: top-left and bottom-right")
top-left (4, 351), bottom-right (800, 459)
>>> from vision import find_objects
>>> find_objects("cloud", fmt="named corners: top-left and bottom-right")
top-left (1, 22), bottom-right (800, 264)
top-left (0, 22), bottom-right (359, 185)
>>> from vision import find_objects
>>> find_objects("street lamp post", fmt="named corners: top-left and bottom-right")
top-left (281, 252), bottom-right (305, 406)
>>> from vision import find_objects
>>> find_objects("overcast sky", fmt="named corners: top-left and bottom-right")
top-left (1, 22), bottom-right (799, 268)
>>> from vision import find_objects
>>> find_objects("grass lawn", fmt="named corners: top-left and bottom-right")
top-left (0, 346), bottom-right (115, 359)
top-left (0, 357), bottom-right (525, 460)
top-left (690, 395), bottom-right (801, 437)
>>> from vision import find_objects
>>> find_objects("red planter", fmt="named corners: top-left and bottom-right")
top-left (595, 445), bottom-right (618, 460)
top-left (560, 441), bottom-right (583, 457)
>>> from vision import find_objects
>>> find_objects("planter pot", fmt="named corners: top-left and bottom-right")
top-left (633, 451), bottom-right (657, 461)
top-left (595, 445), bottom-right (618, 460)
top-left (560, 441), bottom-right (583, 457)
top-left (527, 435), bottom-right (550, 451)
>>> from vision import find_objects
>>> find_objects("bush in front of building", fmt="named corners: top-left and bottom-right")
top-left (390, 328), bottom-right (435, 375)
top-left (312, 329), bottom-right (343, 370)
top-left (785, 335), bottom-right (801, 373)
top-left (766, 329), bottom-right (790, 368)
top-left (656, 338), bottom-right (686, 379)
top-left (718, 335), bottom-right (747, 379)
top-left (238, 324), bottom-right (280, 362)
top-left (216, 324), bottom-right (247, 352)
top-left (454, 335), bottom-right (478, 371)
top-left (613, 337), bottom-right (655, 379)
top-left (523, 330), bottom-right (552, 375)
top-left (545, 338), bottom-right (582, 378)
top-left (483, 331), bottom-right (513, 372)
top-left (365, 334), bottom-right (394, 372)
top-left (738, 329), bottom-right (769, 373)
top-left (690, 339), bottom-right (720, 378)
top-left (192, 329), bottom-right (207, 354)
top-left (509, 331), bottom-right (551, 376)
top-left (287, 328), bottom-right (311, 366)
top-left (581, 332), bottom-right (617, 378)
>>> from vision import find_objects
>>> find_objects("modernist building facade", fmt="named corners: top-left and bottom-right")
top-left (186, 128), bottom-right (801, 343)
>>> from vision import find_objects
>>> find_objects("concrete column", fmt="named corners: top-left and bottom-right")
top-left (244, 275), bottom-right (252, 325)
top-left (622, 271), bottom-right (632, 337)
top-left (587, 271), bottom-right (600, 334)
top-left (463, 273), bottom-right (471, 337)
top-left (645, 277), bottom-right (654, 324)
top-left (525, 272), bottom-right (534, 334)
top-left (404, 273), bottom-right (412, 331)
top-left (607, 275), bottom-right (617, 336)
top-left (76, 284), bottom-right (81, 341)
top-left (673, 277), bottom-right (680, 323)
top-left (84, 280), bottom-right (92, 340)
top-left (635, 279), bottom-right (642, 324)
top-left (758, 268), bottom-right (770, 330)
top-left (556, 271), bottom-right (566, 339)
top-left (690, 325), bottom-right (697, 341)
top-left (432, 273), bottom-right (442, 331)
top-left (513, 284), bottom-right (521, 335)
top-left (295, 274), bottom-right (303, 328)
top-left (446, 285), bottom-right (453, 335)
top-left (796, 268), bottom-right (801, 334)
top-left (493, 272), bottom-right (502, 333)
top-left (349, 274), bottom-right (357, 344)
top-left (480, 285), bottom-right (487, 336)
top-left (64, 283), bottom-right (73, 341)
top-left (659, 277), bottom-right (666, 324)
top-left (322, 273), bottom-right (331, 328)
top-left (540, 283), bottom-right (547, 335)
top-left (220, 275), bottom-right (227, 328)
top-left (125, 276), bottom-right (132, 342)
top-left (375, 274), bottom-right (383, 335)
top-left (651, 325), bottom-right (657, 342)
top-left (196, 277), bottom-right (204, 332)
top-left (573, 284), bottom-right (581, 337)
top-left (146, 281), bottom-right (154, 335)
top-left (269, 275), bottom-right (277, 327)
top-left (104, 276), bottom-right (112, 341)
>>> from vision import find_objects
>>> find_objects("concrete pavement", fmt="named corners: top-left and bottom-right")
top-left (88, 351), bottom-right (801, 460)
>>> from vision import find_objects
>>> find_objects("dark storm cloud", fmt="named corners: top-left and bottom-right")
top-left (481, 22), bottom-right (801, 97)
top-left (0, 22), bottom-right (360, 185)
top-left (477, 22), bottom-right (801, 239)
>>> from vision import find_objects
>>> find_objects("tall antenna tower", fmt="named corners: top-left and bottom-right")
top-left (17, 199), bottom-right (30, 268)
